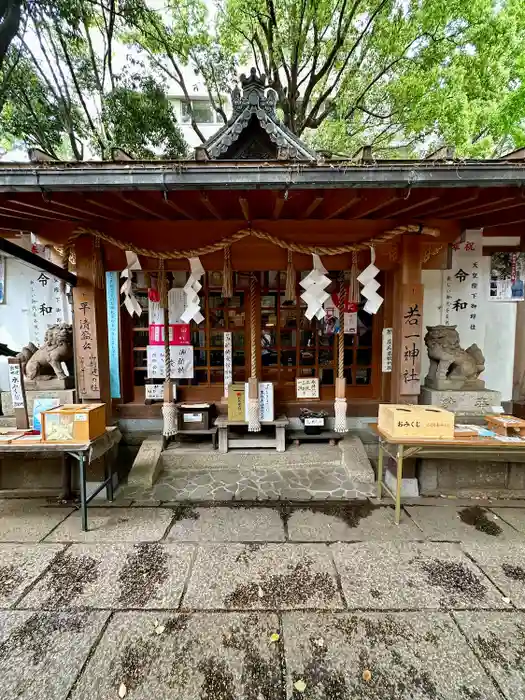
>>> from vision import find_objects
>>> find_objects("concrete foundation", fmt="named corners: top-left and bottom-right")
top-left (420, 387), bottom-right (501, 415)
top-left (1, 389), bottom-right (76, 419)
top-left (418, 458), bottom-right (525, 497)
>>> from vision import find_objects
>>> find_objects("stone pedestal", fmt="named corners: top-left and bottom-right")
top-left (1, 389), bottom-right (76, 419)
top-left (420, 387), bottom-right (501, 416)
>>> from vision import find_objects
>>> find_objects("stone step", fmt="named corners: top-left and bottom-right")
top-left (160, 442), bottom-right (343, 472)
top-left (152, 464), bottom-right (375, 501)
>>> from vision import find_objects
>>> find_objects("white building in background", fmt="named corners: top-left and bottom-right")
top-left (168, 65), bottom-right (232, 150)
top-left (170, 94), bottom-right (230, 149)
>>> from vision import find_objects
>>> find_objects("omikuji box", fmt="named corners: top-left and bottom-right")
top-left (378, 404), bottom-right (454, 440)
top-left (41, 404), bottom-right (106, 443)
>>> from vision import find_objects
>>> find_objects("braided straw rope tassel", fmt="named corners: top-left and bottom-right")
top-left (222, 244), bottom-right (233, 298)
top-left (162, 303), bottom-right (177, 439)
top-left (349, 251), bottom-right (360, 304)
top-left (334, 271), bottom-right (348, 433)
top-left (247, 273), bottom-right (261, 432)
top-left (284, 249), bottom-right (296, 302)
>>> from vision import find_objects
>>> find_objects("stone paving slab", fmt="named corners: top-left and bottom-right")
top-left (331, 542), bottom-right (508, 610)
top-left (0, 544), bottom-right (64, 608)
top-left (0, 610), bottom-right (109, 700)
top-left (491, 507), bottom-right (525, 533)
top-left (166, 505), bottom-right (285, 542)
top-left (406, 505), bottom-right (520, 541)
top-left (462, 542), bottom-right (525, 608)
top-left (282, 611), bottom-right (500, 700)
top-left (183, 543), bottom-right (343, 610)
top-left (44, 507), bottom-right (174, 542)
top-left (287, 503), bottom-right (421, 541)
top-left (152, 465), bottom-right (368, 501)
top-left (454, 611), bottom-right (525, 700)
top-left (0, 500), bottom-right (73, 542)
top-left (71, 611), bottom-right (282, 700)
top-left (18, 543), bottom-right (194, 610)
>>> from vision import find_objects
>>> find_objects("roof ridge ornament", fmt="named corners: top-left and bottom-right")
top-left (231, 67), bottom-right (278, 119)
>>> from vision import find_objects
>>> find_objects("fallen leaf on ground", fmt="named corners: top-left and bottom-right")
top-left (118, 683), bottom-right (127, 698)
top-left (258, 586), bottom-right (264, 598)
top-left (493, 515), bottom-right (499, 520)
top-left (363, 669), bottom-right (372, 682)
top-left (270, 633), bottom-right (280, 643)
top-left (502, 596), bottom-right (511, 604)
top-left (155, 625), bottom-right (166, 635)
top-left (294, 679), bottom-right (307, 693)
top-left (314, 638), bottom-right (324, 647)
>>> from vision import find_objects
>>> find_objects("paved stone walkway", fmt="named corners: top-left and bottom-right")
top-left (1, 497), bottom-right (525, 698)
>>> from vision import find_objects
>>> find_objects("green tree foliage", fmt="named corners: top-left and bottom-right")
top-left (0, 0), bottom-right (187, 160)
top-left (215, 0), bottom-right (525, 157)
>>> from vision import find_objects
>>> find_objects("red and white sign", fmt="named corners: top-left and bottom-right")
top-left (149, 323), bottom-right (190, 345)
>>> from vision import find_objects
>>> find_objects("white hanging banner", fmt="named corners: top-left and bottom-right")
top-left (181, 257), bottom-right (205, 324)
top-left (224, 332), bottom-right (233, 397)
top-left (442, 230), bottom-right (486, 352)
top-left (382, 328), bottom-right (393, 372)
top-left (147, 345), bottom-right (194, 379)
top-left (29, 272), bottom-right (72, 346)
top-left (300, 254), bottom-right (331, 320)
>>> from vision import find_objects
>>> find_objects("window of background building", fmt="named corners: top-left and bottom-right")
top-left (181, 99), bottom-right (218, 124)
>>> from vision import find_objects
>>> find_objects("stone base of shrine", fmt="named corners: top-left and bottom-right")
top-left (0, 389), bottom-right (76, 418)
top-left (420, 387), bottom-right (501, 415)
top-left (119, 435), bottom-right (376, 502)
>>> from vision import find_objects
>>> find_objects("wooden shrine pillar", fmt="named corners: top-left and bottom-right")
top-left (72, 236), bottom-right (112, 421)
top-left (391, 235), bottom-right (424, 404)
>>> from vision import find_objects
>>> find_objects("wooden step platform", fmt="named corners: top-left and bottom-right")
top-left (289, 430), bottom-right (343, 447)
top-left (215, 416), bottom-right (289, 453)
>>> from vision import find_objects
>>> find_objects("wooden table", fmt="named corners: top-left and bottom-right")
top-left (372, 424), bottom-right (525, 525)
top-left (0, 427), bottom-right (121, 531)
top-left (215, 416), bottom-right (289, 453)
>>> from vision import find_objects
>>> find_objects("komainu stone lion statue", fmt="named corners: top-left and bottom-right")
top-left (424, 325), bottom-right (485, 390)
top-left (17, 323), bottom-right (74, 380)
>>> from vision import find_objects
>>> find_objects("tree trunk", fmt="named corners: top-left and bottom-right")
top-left (0, 0), bottom-right (22, 69)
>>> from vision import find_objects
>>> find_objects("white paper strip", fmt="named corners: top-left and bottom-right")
top-left (181, 257), bottom-right (205, 323)
top-left (300, 254), bottom-right (330, 320)
top-left (125, 251), bottom-right (141, 270)
top-left (224, 332), bottom-right (233, 397)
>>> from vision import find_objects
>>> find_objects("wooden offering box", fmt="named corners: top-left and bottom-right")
top-left (485, 415), bottom-right (525, 438)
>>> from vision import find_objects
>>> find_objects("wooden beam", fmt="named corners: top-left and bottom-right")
top-left (201, 193), bottom-right (222, 219)
top-left (301, 196), bottom-right (324, 219)
top-left (273, 195), bottom-right (285, 219)
top-left (349, 194), bottom-right (402, 219)
top-left (325, 196), bottom-right (359, 219)
top-left (47, 198), bottom-right (117, 221)
top-left (239, 197), bottom-right (250, 221)
top-left (0, 205), bottom-right (53, 220)
top-left (462, 199), bottom-right (525, 222)
top-left (464, 209), bottom-right (525, 230)
top-left (163, 196), bottom-right (194, 220)
top-left (422, 194), bottom-right (479, 217)
top-left (386, 196), bottom-right (440, 217)
top-left (7, 199), bottom-right (88, 221)
top-left (118, 194), bottom-right (168, 220)
top-left (0, 237), bottom-right (77, 286)
top-left (85, 197), bottom-right (134, 218)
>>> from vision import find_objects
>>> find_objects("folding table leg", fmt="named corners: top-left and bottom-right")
top-left (377, 442), bottom-right (384, 500)
top-left (395, 444), bottom-right (404, 525)
top-left (78, 453), bottom-right (88, 532)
